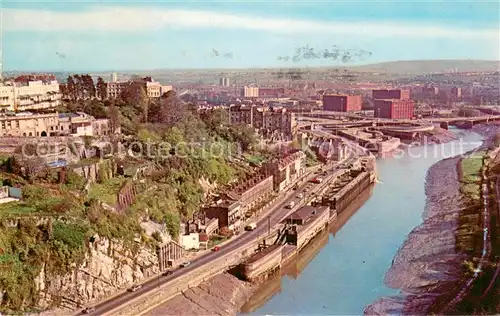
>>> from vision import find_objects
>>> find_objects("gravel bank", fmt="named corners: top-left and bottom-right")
top-left (143, 273), bottom-right (256, 316)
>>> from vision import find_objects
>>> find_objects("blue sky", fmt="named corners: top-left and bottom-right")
top-left (2, 0), bottom-right (499, 71)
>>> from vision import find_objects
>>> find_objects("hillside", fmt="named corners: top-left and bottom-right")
top-left (5, 59), bottom-right (499, 82)
top-left (349, 59), bottom-right (500, 74)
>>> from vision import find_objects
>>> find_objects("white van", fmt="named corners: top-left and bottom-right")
top-left (245, 222), bottom-right (257, 231)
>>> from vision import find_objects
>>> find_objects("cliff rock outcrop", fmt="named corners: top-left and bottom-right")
top-left (36, 235), bottom-right (158, 311)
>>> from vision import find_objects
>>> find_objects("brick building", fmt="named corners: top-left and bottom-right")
top-left (322, 95), bottom-right (362, 112)
top-left (258, 87), bottom-right (285, 98)
top-left (374, 99), bottom-right (415, 119)
top-left (372, 89), bottom-right (410, 100)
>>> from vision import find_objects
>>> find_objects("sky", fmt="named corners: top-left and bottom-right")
top-left (2, 0), bottom-right (499, 71)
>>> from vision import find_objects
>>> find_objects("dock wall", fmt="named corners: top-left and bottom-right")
top-left (242, 245), bottom-right (284, 282)
top-left (331, 171), bottom-right (373, 214)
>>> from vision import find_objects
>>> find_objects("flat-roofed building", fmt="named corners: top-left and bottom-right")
top-left (374, 99), bottom-right (415, 119)
top-left (322, 95), bottom-right (362, 112)
top-left (372, 89), bottom-right (410, 101)
top-left (0, 112), bottom-right (59, 137)
top-left (0, 75), bottom-right (61, 112)
top-left (106, 81), bottom-right (129, 99)
top-left (241, 86), bottom-right (259, 98)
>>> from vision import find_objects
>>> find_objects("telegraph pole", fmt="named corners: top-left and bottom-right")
top-left (267, 215), bottom-right (271, 236)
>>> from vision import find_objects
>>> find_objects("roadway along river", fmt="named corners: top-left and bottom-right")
top-left (243, 129), bottom-right (484, 315)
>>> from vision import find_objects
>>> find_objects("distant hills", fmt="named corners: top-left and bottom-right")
top-left (347, 59), bottom-right (500, 74)
top-left (5, 59), bottom-right (500, 78)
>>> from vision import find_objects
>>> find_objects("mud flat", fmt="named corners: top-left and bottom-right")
top-left (365, 156), bottom-right (468, 315)
top-left (143, 273), bottom-right (256, 316)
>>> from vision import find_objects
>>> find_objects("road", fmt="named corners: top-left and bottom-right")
top-left (82, 158), bottom-right (352, 316)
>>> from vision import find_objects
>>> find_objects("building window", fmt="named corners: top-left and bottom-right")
top-left (16, 121), bottom-right (19, 128)
top-left (23, 133), bottom-right (26, 137)
top-left (50, 126), bottom-right (53, 131)
top-left (29, 132), bottom-right (32, 137)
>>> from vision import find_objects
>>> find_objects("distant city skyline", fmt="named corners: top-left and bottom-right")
top-left (2, 0), bottom-right (499, 72)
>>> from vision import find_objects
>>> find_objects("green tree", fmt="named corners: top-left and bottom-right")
top-left (96, 76), bottom-right (107, 100)
top-left (66, 75), bottom-right (76, 101)
top-left (164, 212), bottom-right (180, 239)
top-left (108, 103), bottom-right (121, 132)
top-left (230, 124), bottom-right (256, 152)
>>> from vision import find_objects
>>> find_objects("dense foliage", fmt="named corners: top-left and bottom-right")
top-left (0, 82), bottom-right (261, 312)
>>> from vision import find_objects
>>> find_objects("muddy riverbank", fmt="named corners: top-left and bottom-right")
top-left (366, 125), bottom-right (499, 315)
top-left (143, 273), bottom-right (256, 316)
top-left (365, 155), bottom-right (468, 314)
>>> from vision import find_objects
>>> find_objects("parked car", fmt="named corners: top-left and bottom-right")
top-left (162, 270), bottom-right (173, 276)
top-left (180, 261), bottom-right (191, 268)
top-left (128, 285), bottom-right (142, 292)
top-left (212, 246), bottom-right (220, 252)
top-left (82, 307), bottom-right (95, 314)
top-left (286, 201), bottom-right (295, 209)
top-left (296, 193), bottom-right (303, 199)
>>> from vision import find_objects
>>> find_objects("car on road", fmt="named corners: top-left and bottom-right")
top-left (245, 222), bottom-right (257, 231)
top-left (162, 270), bottom-right (173, 276)
top-left (310, 177), bottom-right (323, 184)
top-left (82, 307), bottom-right (95, 314)
top-left (296, 193), bottom-right (303, 199)
top-left (128, 285), bottom-right (142, 292)
top-left (180, 261), bottom-right (191, 268)
top-left (286, 201), bottom-right (295, 209)
top-left (212, 246), bottom-right (220, 252)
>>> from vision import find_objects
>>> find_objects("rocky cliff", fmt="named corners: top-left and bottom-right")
top-left (37, 235), bottom-right (159, 312)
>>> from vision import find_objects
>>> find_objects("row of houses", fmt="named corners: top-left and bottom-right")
top-left (203, 150), bottom-right (306, 232)
top-left (229, 105), bottom-right (297, 139)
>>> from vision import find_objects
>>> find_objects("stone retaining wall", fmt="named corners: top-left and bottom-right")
top-left (106, 231), bottom-right (279, 316)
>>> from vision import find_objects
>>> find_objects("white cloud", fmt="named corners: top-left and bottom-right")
top-left (3, 6), bottom-right (498, 40)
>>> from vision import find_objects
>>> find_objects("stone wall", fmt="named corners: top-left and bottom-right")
top-left (242, 245), bottom-right (283, 282)
top-left (105, 231), bottom-right (280, 316)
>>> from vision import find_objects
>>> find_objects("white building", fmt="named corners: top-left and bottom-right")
top-left (219, 77), bottom-right (230, 87)
top-left (0, 76), bottom-right (61, 112)
top-left (241, 86), bottom-right (259, 98)
top-left (160, 85), bottom-right (173, 96)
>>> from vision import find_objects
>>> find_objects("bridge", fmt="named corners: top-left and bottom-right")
top-left (428, 115), bottom-right (500, 129)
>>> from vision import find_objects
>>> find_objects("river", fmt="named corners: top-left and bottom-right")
top-left (241, 129), bottom-right (484, 315)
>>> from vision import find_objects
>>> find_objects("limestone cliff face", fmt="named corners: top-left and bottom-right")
top-left (36, 235), bottom-right (159, 311)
